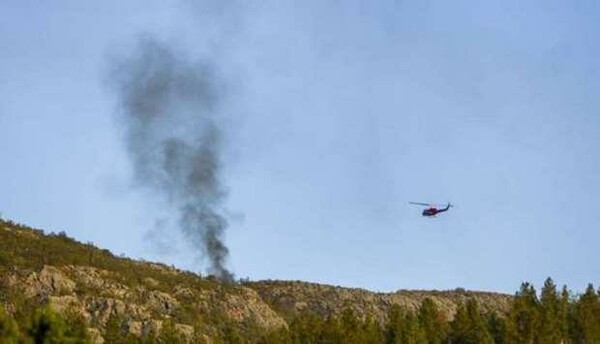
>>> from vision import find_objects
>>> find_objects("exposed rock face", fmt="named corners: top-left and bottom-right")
top-left (246, 281), bottom-right (512, 325)
top-left (4, 264), bottom-right (514, 344)
top-left (0, 220), bottom-right (513, 343)
top-left (22, 265), bottom-right (76, 297)
top-left (221, 286), bottom-right (287, 329)
top-left (1, 264), bottom-right (289, 343)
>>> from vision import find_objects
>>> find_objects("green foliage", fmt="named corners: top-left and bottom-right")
top-left (217, 324), bottom-right (245, 344)
top-left (450, 299), bottom-right (493, 344)
top-left (103, 313), bottom-right (126, 344)
top-left (502, 280), bottom-right (600, 344)
top-left (418, 298), bottom-right (447, 344)
top-left (27, 306), bottom-right (67, 344)
top-left (257, 327), bottom-right (292, 344)
top-left (26, 305), bottom-right (90, 344)
top-left (506, 282), bottom-right (540, 343)
top-left (281, 308), bottom-right (385, 344)
top-left (3, 219), bottom-right (600, 343)
top-left (537, 278), bottom-right (562, 343)
top-left (156, 318), bottom-right (185, 344)
top-left (386, 305), bottom-right (426, 344)
top-left (0, 219), bottom-right (222, 297)
top-left (0, 307), bottom-right (19, 344)
top-left (573, 284), bottom-right (600, 343)
top-left (63, 312), bottom-right (91, 344)
top-left (288, 312), bottom-right (322, 344)
top-left (486, 312), bottom-right (506, 344)
top-left (559, 285), bottom-right (574, 344)
top-left (360, 315), bottom-right (385, 344)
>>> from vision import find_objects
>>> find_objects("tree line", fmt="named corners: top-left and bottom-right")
top-left (257, 278), bottom-right (600, 344)
top-left (2, 278), bottom-right (599, 343)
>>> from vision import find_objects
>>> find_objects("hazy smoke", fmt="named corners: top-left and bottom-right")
top-left (110, 37), bottom-right (233, 281)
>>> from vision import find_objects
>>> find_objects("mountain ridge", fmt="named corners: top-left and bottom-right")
top-left (0, 218), bottom-right (511, 342)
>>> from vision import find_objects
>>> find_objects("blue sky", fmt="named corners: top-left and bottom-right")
top-left (1, 0), bottom-right (600, 293)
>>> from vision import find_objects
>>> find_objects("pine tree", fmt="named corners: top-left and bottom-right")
top-left (399, 312), bottom-right (426, 344)
top-left (386, 304), bottom-right (404, 344)
top-left (339, 308), bottom-right (361, 343)
top-left (537, 278), bottom-right (561, 343)
top-left (27, 306), bottom-right (68, 344)
top-left (506, 282), bottom-right (540, 344)
top-left (573, 284), bottom-right (600, 343)
top-left (319, 315), bottom-right (345, 343)
top-left (385, 305), bottom-right (426, 344)
top-left (486, 312), bottom-right (506, 344)
top-left (417, 298), bottom-right (446, 344)
top-left (450, 299), bottom-right (493, 344)
top-left (360, 315), bottom-right (384, 344)
top-left (558, 285), bottom-right (573, 344)
top-left (0, 307), bottom-right (19, 344)
top-left (288, 312), bottom-right (323, 344)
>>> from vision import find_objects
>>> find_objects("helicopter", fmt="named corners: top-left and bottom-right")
top-left (409, 202), bottom-right (453, 217)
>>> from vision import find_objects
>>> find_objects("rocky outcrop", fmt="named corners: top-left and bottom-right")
top-left (22, 265), bottom-right (76, 297)
top-left (1, 265), bottom-right (288, 343)
top-left (220, 286), bottom-right (287, 329)
top-left (0, 220), bottom-right (514, 343)
top-left (246, 280), bottom-right (512, 325)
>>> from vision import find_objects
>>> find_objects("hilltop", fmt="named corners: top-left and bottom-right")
top-left (0, 218), bottom-right (577, 343)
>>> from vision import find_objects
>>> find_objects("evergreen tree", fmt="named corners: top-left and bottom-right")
top-left (399, 312), bottom-right (426, 344)
top-left (328, 308), bottom-right (383, 344)
top-left (27, 306), bottom-right (68, 344)
top-left (360, 315), bottom-right (385, 344)
top-left (506, 282), bottom-right (540, 344)
top-left (558, 285), bottom-right (573, 344)
top-left (338, 308), bottom-right (361, 343)
top-left (386, 304), bottom-right (403, 344)
top-left (319, 315), bottom-right (345, 343)
top-left (289, 312), bottom-right (323, 344)
top-left (573, 284), bottom-right (600, 343)
top-left (486, 313), bottom-right (506, 344)
top-left (537, 278), bottom-right (561, 343)
top-left (0, 307), bottom-right (19, 344)
top-left (417, 298), bottom-right (447, 344)
top-left (385, 305), bottom-right (426, 344)
top-left (449, 299), bottom-right (493, 344)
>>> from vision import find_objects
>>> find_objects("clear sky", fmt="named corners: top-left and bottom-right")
top-left (2, 0), bottom-right (600, 293)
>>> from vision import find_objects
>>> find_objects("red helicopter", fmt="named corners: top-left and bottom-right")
top-left (410, 202), bottom-right (453, 217)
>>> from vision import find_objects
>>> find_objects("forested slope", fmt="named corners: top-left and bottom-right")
top-left (0, 218), bottom-right (598, 343)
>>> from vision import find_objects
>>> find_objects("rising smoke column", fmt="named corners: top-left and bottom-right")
top-left (110, 37), bottom-right (233, 281)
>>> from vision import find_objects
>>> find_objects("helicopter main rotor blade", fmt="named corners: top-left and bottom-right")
top-left (409, 202), bottom-right (431, 206)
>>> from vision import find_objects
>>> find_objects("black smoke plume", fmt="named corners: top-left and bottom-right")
top-left (110, 37), bottom-right (233, 281)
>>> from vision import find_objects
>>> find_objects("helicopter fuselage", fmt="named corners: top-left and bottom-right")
top-left (410, 202), bottom-right (453, 217)
top-left (422, 208), bottom-right (439, 216)
top-left (421, 205), bottom-right (451, 217)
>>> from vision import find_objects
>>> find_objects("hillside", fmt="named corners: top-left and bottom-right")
top-left (246, 280), bottom-right (511, 324)
top-left (0, 219), bottom-right (541, 343)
